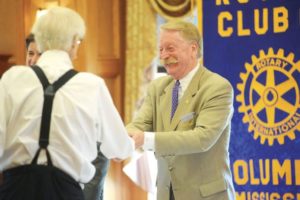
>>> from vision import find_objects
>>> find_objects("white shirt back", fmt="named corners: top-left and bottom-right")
top-left (0, 50), bottom-right (134, 183)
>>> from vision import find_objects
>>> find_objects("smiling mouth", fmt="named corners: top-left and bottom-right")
top-left (165, 63), bottom-right (177, 69)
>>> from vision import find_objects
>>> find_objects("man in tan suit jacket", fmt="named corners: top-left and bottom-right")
top-left (127, 21), bottom-right (236, 200)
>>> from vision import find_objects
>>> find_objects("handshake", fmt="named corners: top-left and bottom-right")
top-left (128, 130), bottom-right (145, 150)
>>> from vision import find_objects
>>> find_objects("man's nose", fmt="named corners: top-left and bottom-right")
top-left (160, 50), bottom-right (169, 59)
top-left (31, 55), bottom-right (39, 65)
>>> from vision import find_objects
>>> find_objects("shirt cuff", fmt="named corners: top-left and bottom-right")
top-left (143, 132), bottom-right (155, 151)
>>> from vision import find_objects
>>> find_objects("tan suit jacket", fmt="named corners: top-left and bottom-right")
top-left (127, 66), bottom-right (236, 200)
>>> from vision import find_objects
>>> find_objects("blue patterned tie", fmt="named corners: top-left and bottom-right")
top-left (171, 80), bottom-right (180, 120)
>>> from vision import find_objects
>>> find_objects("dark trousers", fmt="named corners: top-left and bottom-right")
top-left (0, 165), bottom-right (84, 200)
top-left (0, 173), bottom-right (3, 186)
top-left (170, 184), bottom-right (175, 200)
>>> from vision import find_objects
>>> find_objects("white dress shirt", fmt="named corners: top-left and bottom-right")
top-left (0, 50), bottom-right (134, 183)
top-left (143, 64), bottom-right (200, 151)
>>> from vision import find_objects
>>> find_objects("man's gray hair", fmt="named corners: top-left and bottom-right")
top-left (31, 6), bottom-right (85, 53)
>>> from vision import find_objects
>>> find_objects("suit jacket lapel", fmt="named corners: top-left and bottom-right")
top-left (170, 66), bottom-right (205, 130)
top-left (159, 81), bottom-right (173, 131)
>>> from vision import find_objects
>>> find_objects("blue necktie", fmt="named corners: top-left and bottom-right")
top-left (171, 80), bottom-right (180, 120)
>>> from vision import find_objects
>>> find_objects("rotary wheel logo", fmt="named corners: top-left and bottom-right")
top-left (236, 48), bottom-right (300, 146)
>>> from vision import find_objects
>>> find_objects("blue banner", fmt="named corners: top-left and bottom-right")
top-left (202, 0), bottom-right (300, 199)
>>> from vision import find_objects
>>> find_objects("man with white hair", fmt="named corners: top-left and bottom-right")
top-left (0, 6), bottom-right (134, 200)
top-left (24, 33), bottom-right (109, 200)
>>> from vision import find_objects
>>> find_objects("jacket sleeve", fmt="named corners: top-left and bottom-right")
top-left (126, 82), bottom-right (156, 132)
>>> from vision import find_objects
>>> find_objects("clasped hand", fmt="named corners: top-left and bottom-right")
top-left (128, 131), bottom-right (145, 149)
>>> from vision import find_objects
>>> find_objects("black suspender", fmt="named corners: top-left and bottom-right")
top-left (30, 65), bottom-right (78, 166)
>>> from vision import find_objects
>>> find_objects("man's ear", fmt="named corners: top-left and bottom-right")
top-left (68, 35), bottom-right (80, 60)
top-left (191, 42), bottom-right (198, 57)
top-left (71, 35), bottom-right (79, 47)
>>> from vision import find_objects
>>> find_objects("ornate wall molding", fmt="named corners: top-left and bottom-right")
top-left (149, 0), bottom-right (196, 20)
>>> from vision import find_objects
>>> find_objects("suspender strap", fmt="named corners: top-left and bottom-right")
top-left (31, 65), bottom-right (78, 166)
top-left (31, 66), bottom-right (49, 90)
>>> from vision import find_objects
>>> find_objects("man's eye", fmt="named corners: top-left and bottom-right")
top-left (167, 47), bottom-right (174, 51)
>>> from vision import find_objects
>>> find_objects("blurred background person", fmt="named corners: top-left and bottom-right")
top-left (25, 33), bottom-right (40, 66)
top-left (83, 146), bottom-right (109, 200)
top-left (0, 6), bottom-right (134, 200)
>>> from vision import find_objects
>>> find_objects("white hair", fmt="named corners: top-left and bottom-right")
top-left (31, 6), bottom-right (85, 53)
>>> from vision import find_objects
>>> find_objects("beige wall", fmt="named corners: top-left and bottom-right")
top-left (0, 0), bottom-right (147, 199)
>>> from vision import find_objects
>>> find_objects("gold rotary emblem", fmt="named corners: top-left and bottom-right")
top-left (236, 48), bottom-right (300, 146)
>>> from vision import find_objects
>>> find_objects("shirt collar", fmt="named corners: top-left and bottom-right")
top-left (37, 50), bottom-right (73, 70)
top-left (178, 62), bottom-right (200, 96)
top-left (35, 50), bottom-right (74, 83)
